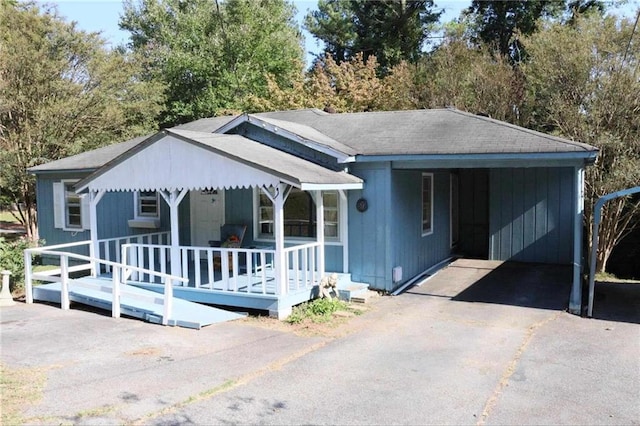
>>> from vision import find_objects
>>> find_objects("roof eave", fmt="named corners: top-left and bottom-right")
top-left (354, 151), bottom-right (599, 163)
top-left (300, 182), bottom-right (363, 191)
top-left (29, 167), bottom-right (98, 175)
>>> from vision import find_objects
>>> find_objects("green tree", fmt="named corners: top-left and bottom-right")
top-left (120, 0), bottom-right (305, 126)
top-left (248, 53), bottom-right (420, 113)
top-left (305, 0), bottom-right (441, 73)
top-left (463, 0), bottom-right (584, 60)
top-left (521, 13), bottom-right (640, 273)
top-left (0, 2), bottom-right (164, 240)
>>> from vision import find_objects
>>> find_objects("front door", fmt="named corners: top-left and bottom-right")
top-left (190, 189), bottom-right (225, 248)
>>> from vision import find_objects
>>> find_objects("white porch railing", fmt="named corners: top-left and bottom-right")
top-left (121, 241), bottom-right (322, 296)
top-left (97, 231), bottom-right (170, 274)
top-left (283, 242), bottom-right (321, 291)
top-left (24, 240), bottom-right (187, 325)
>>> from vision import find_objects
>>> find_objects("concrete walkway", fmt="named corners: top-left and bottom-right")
top-left (1, 259), bottom-right (638, 425)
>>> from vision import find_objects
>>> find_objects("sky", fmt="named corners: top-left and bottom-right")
top-left (42, 0), bottom-right (640, 62)
top-left (41, 0), bottom-right (472, 61)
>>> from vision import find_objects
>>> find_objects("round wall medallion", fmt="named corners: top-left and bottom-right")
top-left (356, 198), bottom-right (368, 212)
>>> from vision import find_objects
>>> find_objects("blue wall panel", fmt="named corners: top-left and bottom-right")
top-left (489, 167), bottom-right (575, 264)
top-left (390, 170), bottom-right (451, 290)
top-left (37, 173), bottom-right (172, 263)
top-left (348, 163), bottom-right (392, 290)
top-left (233, 123), bottom-right (341, 170)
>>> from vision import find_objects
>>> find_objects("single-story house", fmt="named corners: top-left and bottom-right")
top-left (28, 108), bottom-right (598, 318)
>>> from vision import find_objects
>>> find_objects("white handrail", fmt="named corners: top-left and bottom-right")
top-left (282, 241), bottom-right (321, 252)
top-left (24, 248), bottom-right (186, 325)
top-left (28, 240), bottom-right (92, 252)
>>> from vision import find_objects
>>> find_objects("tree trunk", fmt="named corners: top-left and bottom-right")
top-left (586, 197), bottom-right (637, 274)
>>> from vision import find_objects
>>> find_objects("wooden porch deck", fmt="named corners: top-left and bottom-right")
top-left (126, 265), bottom-right (320, 317)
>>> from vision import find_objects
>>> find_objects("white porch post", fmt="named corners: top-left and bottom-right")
top-left (159, 189), bottom-right (189, 278)
top-left (339, 190), bottom-right (348, 273)
top-left (314, 190), bottom-right (325, 279)
top-left (88, 189), bottom-right (106, 277)
top-left (273, 184), bottom-right (286, 295)
top-left (266, 183), bottom-right (291, 296)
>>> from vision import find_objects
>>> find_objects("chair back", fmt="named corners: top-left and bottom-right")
top-left (220, 224), bottom-right (247, 247)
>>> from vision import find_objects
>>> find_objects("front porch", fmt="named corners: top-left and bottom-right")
top-left (33, 128), bottom-right (364, 320)
top-left (26, 231), bottom-right (368, 321)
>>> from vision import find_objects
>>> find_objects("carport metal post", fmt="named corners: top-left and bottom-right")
top-left (569, 167), bottom-right (585, 315)
top-left (588, 186), bottom-right (640, 317)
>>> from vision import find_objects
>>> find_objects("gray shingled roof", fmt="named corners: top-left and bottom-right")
top-left (254, 109), bottom-right (596, 156)
top-left (29, 135), bottom-right (151, 172)
top-left (174, 115), bottom-right (235, 132)
top-left (166, 129), bottom-right (362, 187)
top-left (247, 115), bottom-right (358, 156)
top-left (30, 108), bottom-right (597, 174)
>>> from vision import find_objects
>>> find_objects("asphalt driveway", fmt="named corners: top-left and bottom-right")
top-left (1, 259), bottom-right (638, 425)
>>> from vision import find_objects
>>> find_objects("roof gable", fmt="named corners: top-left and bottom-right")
top-left (76, 130), bottom-right (362, 193)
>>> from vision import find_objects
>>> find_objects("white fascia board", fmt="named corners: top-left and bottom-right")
top-left (238, 115), bottom-right (352, 163)
top-left (300, 182), bottom-right (363, 191)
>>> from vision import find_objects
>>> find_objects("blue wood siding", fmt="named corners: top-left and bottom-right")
top-left (231, 123), bottom-right (341, 170)
top-left (390, 170), bottom-right (451, 290)
top-left (489, 167), bottom-right (575, 264)
top-left (37, 173), bottom-right (91, 255)
top-left (347, 163), bottom-right (393, 290)
top-left (37, 173), bottom-right (170, 262)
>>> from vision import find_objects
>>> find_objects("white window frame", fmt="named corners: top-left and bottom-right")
top-left (53, 180), bottom-right (90, 232)
top-left (422, 173), bottom-right (434, 236)
top-left (253, 187), bottom-right (343, 244)
top-left (134, 190), bottom-right (160, 219)
top-left (128, 190), bottom-right (161, 229)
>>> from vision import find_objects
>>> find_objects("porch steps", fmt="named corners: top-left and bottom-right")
top-left (335, 274), bottom-right (370, 302)
top-left (32, 277), bottom-right (246, 329)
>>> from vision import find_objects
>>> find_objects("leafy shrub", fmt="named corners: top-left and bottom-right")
top-left (286, 297), bottom-right (350, 324)
top-left (0, 237), bottom-right (37, 292)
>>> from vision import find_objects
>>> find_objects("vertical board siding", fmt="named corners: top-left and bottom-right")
top-left (348, 163), bottom-right (392, 290)
top-left (37, 173), bottom-right (91, 253)
top-left (490, 167), bottom-right (575, 264)
top-left (37, 173), bottom-right (172, 262)
top-left (390, 170), bottom-right (451, 290)
top-left (233, 123), bottom-right (341, 170)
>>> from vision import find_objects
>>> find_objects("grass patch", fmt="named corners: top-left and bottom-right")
top-left (0, 210), bottom-right (21, 224)
top-left (286, 297), bottom-right (362, 324)
top-left (595, 271), bottom-right (640, 283)
top-left (0, 363), bottom-right (47, 425)
top-left (75, 404), bottom-right (117, 419)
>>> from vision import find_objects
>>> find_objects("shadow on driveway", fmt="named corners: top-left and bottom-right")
top-left (406, 259), bottom-right (640, 324)
top-left (450, 261), bottom-right (572, 311)
top-left (406, 259), bottom-right (571, 310)
top-left (589, 281), bottom-right (640, 324)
